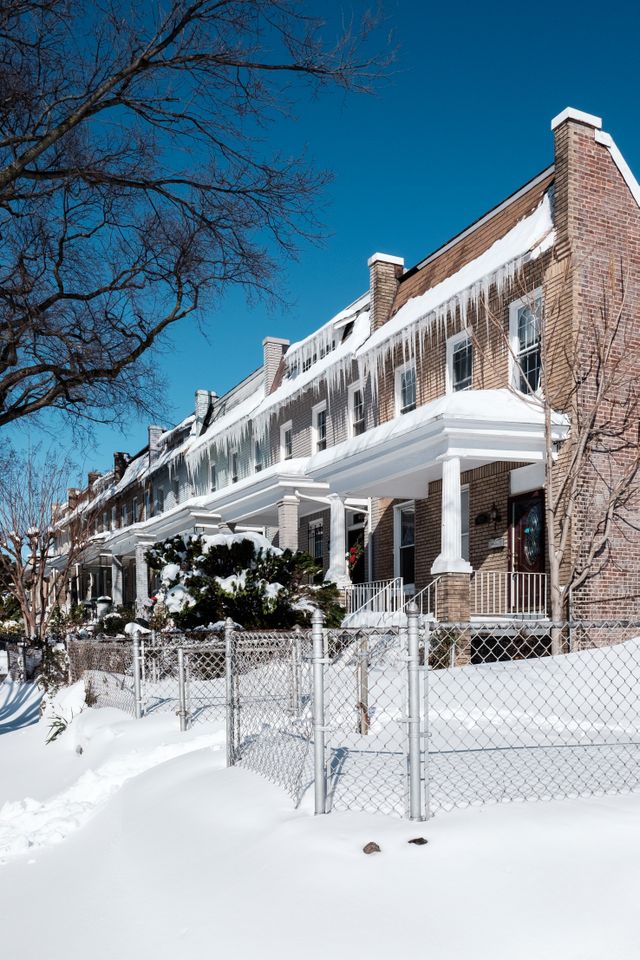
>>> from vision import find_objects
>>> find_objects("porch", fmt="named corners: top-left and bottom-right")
top-left (344, 570), bottom-right (548, 625)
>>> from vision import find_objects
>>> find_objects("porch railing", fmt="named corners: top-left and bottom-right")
top-left (344, 578), bottom-right (405, 617)
top-left (404, 578), bottom-right (440, 619)
top-left (471, 571), bottom-right (548, 618)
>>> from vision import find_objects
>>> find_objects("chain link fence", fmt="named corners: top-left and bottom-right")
top-left (68, 615), bottom-right (640, 820)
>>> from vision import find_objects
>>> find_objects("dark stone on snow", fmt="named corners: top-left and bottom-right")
top-left (363, 841), bottom-right (381, 855)
top-left (408, 837), bottom-right (428, 845)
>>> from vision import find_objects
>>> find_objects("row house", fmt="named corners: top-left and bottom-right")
top-left (51, 106), bottom-right (640, 626)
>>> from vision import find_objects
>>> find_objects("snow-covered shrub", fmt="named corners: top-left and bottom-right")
top-left (145, 532), bottom-right (343, 629)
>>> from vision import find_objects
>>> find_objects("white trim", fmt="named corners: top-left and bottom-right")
top-left (229, 448), bottom-right (239, 484)
top-left (446, 329), bottom-right (473, 394)
top-left (510, 462), bottom-right (545, 496)
top-left (280, 420), bottom-right (293, 461)
top-left (595, 130), bottom-right (640, 210)
top-left (348, 380), bottom-right (366, 437)
top-left (393, 500), bottom-right (416, 591)
top-left (368, 252), bottom-right (404, 267)
top-left (551, 107), bottom-right (602, 131)
top-left (508, 287), bottom-right (543, 393)
top-left (311, 400), bottom-right (328, 453)
top-left (395, 359), bottom-right (417, 416)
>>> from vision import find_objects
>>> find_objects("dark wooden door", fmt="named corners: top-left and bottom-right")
top-left (509, 491), bottom-right (545, 613)
top-left (347, 527), bottom-right (366, 584)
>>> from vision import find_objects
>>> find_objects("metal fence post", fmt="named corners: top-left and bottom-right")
top-left (423, 618), bottom-right (432, 820)
top-left (406, 601), bottom-right (424, 821)
top-left (132, 631), bottom-right (143, 720)
top-left (177, 647), bottom-right (188, 732)
top-left (311, 608), bottom-right (327, 815)
top-left (225, 617), bottom-right (235, 767)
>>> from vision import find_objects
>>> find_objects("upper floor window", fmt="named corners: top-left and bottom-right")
top-left (132, 497), bottom-right (139, 523)
top-left (510, 291), bottom-right (542, 394)
top-left (395, 362), bottom-right (417, 415)
top-left (102, 510), bottom-right (108, 532)
top-left (155, 488), bottom-right (164, 514)
top-left (280, 421), bottom-right (293, 461)
top-left (447, 331), bottom-right (473, 392)
top-left (210, 463), bottom-right (217, 492)
top-left (172, 476), bottom-right (180, 504)
top-left (144, 490), bottom-right (151, 518)
top-left (312, 402), bottom-right (327, 453)
top-left (121, 502), bottom-right (129, 527)
top-left (111, 506), bottom-right (117, 530)
top-left (255, 441), bottom-right (263, 473)
top-left (349, 382), bottom-right (366, 436)
top-left (230, 450), bottom-right (239, 484)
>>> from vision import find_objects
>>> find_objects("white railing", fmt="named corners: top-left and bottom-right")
top-left (404, 578), bottom-right (440, 619)
top-left (471, 571), bottom-right (548, 618)
top-left (345, 578), bottom-right (405, 617)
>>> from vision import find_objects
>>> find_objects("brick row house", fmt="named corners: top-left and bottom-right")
top-left (50, 107), bottom-right (640, 626)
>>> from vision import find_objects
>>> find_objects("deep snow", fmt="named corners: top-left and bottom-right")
top-left (1, 678), bottom-right (640, 959)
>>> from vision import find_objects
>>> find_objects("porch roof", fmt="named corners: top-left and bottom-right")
top-left (308, 389), bottom-right (570, 499)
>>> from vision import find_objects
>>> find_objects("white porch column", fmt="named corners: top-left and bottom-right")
top-left (325, 493), bottom-right (350, 589)
top-left (134, 543), bottom-right (150, 616)
top-left (431, 456), bottom-right (473, 575)
top-left (111, 556), bottom-right (123, 607)
top-left (277, 495), bottom-right (299, 552)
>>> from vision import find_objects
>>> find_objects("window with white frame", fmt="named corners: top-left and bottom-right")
top-left (210, 463), bottom-right (217, 492)
top-left (255, 441), bottom-right (263, 473)
top-left (312, 402), bottom-right (327, 453)
top-left (349, 382), bottom-right (366, 436)
top-left (394, 501), bottom-right (415, 588)
top-left (230, 450), bottom-right (239, 483)
top-left (121, 502), bottom-right (129, 527)
top-left (155, 487), bottom-right (164, 514)
top-left (308, 519), bottom-right (323, 562)
top-left (132, 497), bottom-right (139, 522)
top-left (144, 490), bottom-right (151, 519)
top-left (510, 291), bottom-right (542, 394)
top-left (395, 362), bottom-right (417, 415)
top-left (461, 485), bottom-right (470, 563)
top-left (172, 476), bottom-right (180, 504)
top-left (111, 505), bottom-right (117, 529)
top-left (102, 510), bottom-right (109, 532)
top-left (280, 421), bottom-right (293, 461)
top-left (447, 331), bottom-right (473, 392)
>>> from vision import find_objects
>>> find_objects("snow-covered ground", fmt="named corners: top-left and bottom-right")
top-left (1, 677), bottom-right (640, 959)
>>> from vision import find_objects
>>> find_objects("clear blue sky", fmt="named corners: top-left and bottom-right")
top-left (14, 0), bottom-right (640, 482)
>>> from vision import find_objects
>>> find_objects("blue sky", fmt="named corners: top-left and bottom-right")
top-left (14, 0), bottom-right (640, 481)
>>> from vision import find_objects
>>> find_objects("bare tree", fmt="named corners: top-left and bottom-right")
top-left (480, 257), bottom-right (640, 635)
top-left (0, 447), bottom-right (92, 639)
top-left (0, 1), bottom-right (386, 428)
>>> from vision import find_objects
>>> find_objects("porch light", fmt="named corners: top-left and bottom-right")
top-left (489, 502), bottom-right (501, 529)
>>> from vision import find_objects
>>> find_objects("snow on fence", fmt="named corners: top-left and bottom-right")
top-left (69, 616), bottom-right (640, 820)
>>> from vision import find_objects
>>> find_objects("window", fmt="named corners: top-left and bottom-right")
top-left (155, 488), bottom-right (164, 514)
top-left (172, 476), bottom-right (180, 504)
top-left (312, 402), bottom-right (327, 453)
top-left (447, 331), bottom-right (473, 393)
top-left (230, 450), bottom-right (239, 484)
top-left (394, 502), bottom-right (415, 588)
top-left (255, 441), bottom-right (263, 473)
top-left (121, 502), bottom-right (128, 527)
top-left (461, 485), bottom-right (470, 563)
top-left (280, 421), bottom-right (293, 461)
top-left (395, 362), bottom-right (417, 415)
top-left (111, 506), bottom-right (117, 530)
top-left (510, 292), bottom-right (542, 394)
top-left (132, 497), bottom-right (139, 523)
top-left (210, 463), bottom-right (217, 492)
top-left (309, 520), bottom-right (323, 562)
top-left (102, 510), bottom-right (108, 532)
top-left (144, 490), bottom-right (151, 518)
top-left (349, 382), bottom-right (366, 436)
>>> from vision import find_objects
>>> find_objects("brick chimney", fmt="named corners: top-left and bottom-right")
top-left (67, 488), bottom-right (81, 509)
top-left (87, 470), bottom-right (100, 488)
top-left (368, 253), bottom-right (404, 331)
top-left (148, 425), bottom-right (164, 465)
top-left (113, 451), bottom-right (129, 482)
top-left (263, 337), bottom-right (289, 394)
top-left (194, 389), bottom-right (217, 436)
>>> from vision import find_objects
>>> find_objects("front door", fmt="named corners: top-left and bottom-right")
top-left (509, 491), bottom-right (545, 614)
top-left (347, 520), bottom-right (366, 585)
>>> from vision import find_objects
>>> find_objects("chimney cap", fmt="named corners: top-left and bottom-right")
top-left (368, 252), bottom-right (404, 268)
top-left (551, 107), bottom-right (602, 132)
top-left (262, 336), bottom-right (290, 347)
